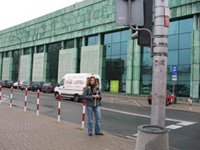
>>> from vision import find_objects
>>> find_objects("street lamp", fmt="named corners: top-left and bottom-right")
top-left (12, 35), bottom-right (22, 89)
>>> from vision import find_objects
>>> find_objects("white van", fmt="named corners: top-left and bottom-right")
top-left (54, 73), bottom-right (101, 102)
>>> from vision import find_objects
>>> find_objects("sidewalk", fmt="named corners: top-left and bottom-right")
top-left (0, 104), bottom-right (135, 150)
top-left (102, 93), bottom-right (200, 113)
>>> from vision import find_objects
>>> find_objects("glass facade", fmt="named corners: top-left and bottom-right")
top-left (64, 39), bottom-right (74, 49)
top-left (12, 50), bottom-right (19, 81)
top-left (36, 45), bottom-right (44, 53)
top-left (86, 35), bottom-right (98, 46)
top-left (77, 38), bottom-right (82, 73)
top-left (24, 48), bottom-right (30, 55)
top-left (46, 42), bottom-right (62, 83)
top-left (103, 30), bottom-right (129, 93)
top-left (5, 51), bottom-right (10, 58)
top-left (141, 18), bottom-right (193, 96)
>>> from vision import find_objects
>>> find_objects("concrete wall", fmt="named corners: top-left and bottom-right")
top-left (32, 53), bottom-right (46, 81)
top-left (2, 57), bottom-right (12, 80)
top-left (80, 45), bottom-right (103, 78)
top-left (57, 48), bottom-right (78, 82)
top-left (0, 55), bottom-right (3, 79)
top-left (19, 55), bottom-right (32, 81)
top-left (190, 15), bottom-right (200, 102)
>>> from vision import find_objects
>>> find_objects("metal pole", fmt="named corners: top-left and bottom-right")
top-left (12, 35), bottom-right (22, 90)
top-left (173, 81), bottom-right (175, 104)
top-left (150, 0), bottom-right (169, 127)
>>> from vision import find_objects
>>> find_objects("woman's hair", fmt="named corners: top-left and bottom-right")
top-left (86, 76), bottom-right (98, 87)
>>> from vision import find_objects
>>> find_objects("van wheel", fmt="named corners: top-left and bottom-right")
top-left (74, 95), bottom-right (80, 102)
top-left (55, 92), bottom-right (59, 99)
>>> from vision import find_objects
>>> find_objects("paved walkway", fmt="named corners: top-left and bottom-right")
top-left (102, 93), bottom-right (200, 113)
top-left (0, 104), bottom-right (135, 150)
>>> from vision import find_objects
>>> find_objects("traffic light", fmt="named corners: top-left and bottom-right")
top-left (115, 0), bottom-right (153, 47)
top-left (138, 0), bottom-right (153, 47)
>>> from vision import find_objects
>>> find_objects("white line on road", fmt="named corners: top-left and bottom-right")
top-left (176, 121), bottom-right (196, 126)
top-left (101, 107), bottom-right (197, 125)
top-left (166, 125), bottom-right (183, 130)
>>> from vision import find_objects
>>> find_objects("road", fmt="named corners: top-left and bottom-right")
top-left (1, 88), bottom-right (199, 150)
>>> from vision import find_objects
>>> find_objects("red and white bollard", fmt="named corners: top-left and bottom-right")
top-left (36, 90), bottom-right (40, 116)
top-left (58, 94), bottom-right (61, 122)
top-left (10, 87), bottom-right (13, 108)
top-left (81, 99), bottom-right (86, 129)
top-left (0, 86), bottom-right (2, 104)
top-left (189, 95), bottom-right (192, 111)
top-left (24, 88), bottom-right (28, 112)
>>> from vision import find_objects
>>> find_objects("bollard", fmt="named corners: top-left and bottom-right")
top-left (36, 90), bottom-right (40, 116)
top-left (24, 88), bottom-right (28, 112)
top-left (81, 99), bottom-right (86, 129)
top-left (10, 87), bottom-right (13, 108)
top-left (58, 94), bottom-right (61, 122)
top-left (190, 95), bottom-right (192, 111)
top-left (0, 86), bottom-right (1, 104)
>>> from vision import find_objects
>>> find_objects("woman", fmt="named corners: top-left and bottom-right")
top-left (83, 76), bottom-right (103, 136)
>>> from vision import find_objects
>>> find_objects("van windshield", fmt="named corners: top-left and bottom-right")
top-left (60, 79), bottom-right (65, 86)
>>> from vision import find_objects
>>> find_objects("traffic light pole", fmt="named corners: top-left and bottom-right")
top-left (150, 0), bottom-right (169, 127)
top-left (135, 0), bottom-right (169, 149)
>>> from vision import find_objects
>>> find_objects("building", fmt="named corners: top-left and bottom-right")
top-left (0, 0), bottom-right (199, 102)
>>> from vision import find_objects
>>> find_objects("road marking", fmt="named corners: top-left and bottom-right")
top-left (176, 121), bottom-right (196, 126)
top-left (166, 125), bottom-right (183, 130)
top-left (132, 100), bottom-right (142, 107)
top-left (133, 133), bottom-right (138, 137)
top-left (101, 107), bottom-right (197, 125)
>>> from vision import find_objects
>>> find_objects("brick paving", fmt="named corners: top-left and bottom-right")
top-left (0, 104), bottom-right (135, 150)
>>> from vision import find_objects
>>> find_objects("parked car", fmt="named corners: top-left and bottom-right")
top-left (0, 80), bottom-right (6, 87)
top-left (31, 82), bottom-right (44, 91)
top-left (42, 82), bottom-right (58, 93)
top-left (5, 80), bottom-right (14, 88)
top-left (54, 73), bottom-right (101, 102)
top-left (13, 81), bottom-right (24, 89)
top-left (148, 90), bottom-right (177, 106)
top-left (21, 81), bottom-right (32, 90)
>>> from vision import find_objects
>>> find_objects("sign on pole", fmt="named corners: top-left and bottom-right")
top-left (115, 0), bottom-right (144, 26)
top-left (172, 66), bottom-right (177, 81)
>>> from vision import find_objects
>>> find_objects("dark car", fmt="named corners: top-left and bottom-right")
top-left (42, 82), bottom-right (58, 93)
top-left (21, 81), bottom-right (32, 90)
top-left (148, 90), bottom-right (177, 106)
top-left (31, 82), bottom-right (44, 91)
top-left (0, 80), bottom-right (6, 87)
top-left (5, 80), bottom-right (14, 88)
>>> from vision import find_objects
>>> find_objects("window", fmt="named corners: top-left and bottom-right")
top-left (141, 18), bottom-right (193, 96)
top-left (64, 39), bottom-right (74, 49)
top-left (5, 51), bottom-right (10, 57)
top-left (36, 45), bottom-right (44, 53)
top-left (46, 42), bottom-right (61, 83)
top-left (12, 50), bottom-right (20, 81)
top-left (60, 79), bottom-right (65, 86)
top-left (103, 29), bottom-right (129, 93)
top-left (86, 35), bottom-right (98, 46)
top-left (24, 48), bottom-right (30, 55)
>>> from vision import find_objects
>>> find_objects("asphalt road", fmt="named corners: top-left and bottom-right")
top-left (1, 88), bottom-right (199, 150)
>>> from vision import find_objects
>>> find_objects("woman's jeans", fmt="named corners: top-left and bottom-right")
top-left (86, 106), bottom-right (101, 134)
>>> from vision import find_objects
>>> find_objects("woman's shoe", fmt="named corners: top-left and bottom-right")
top-left (95, 133), bottom-right (104, 135)
top-left (88, 133), bottom-right (93, 136)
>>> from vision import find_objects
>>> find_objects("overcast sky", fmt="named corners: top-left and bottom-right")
top-left (0, 0), bottom-right (83, 31)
